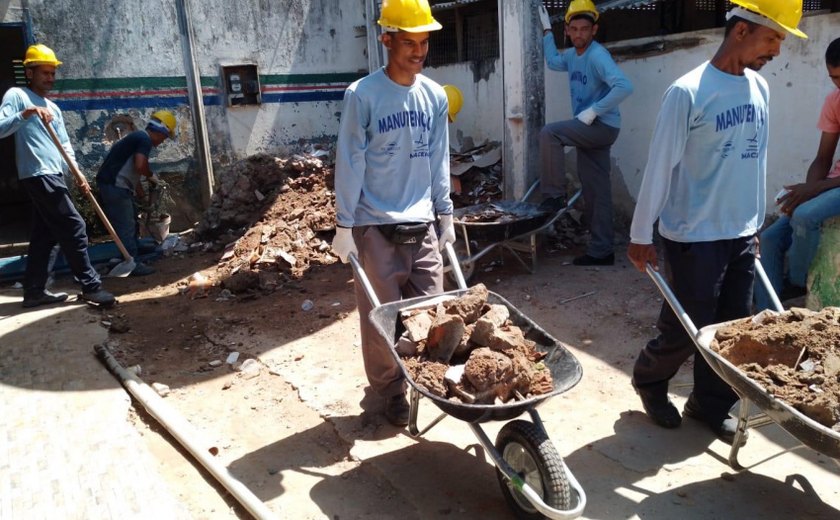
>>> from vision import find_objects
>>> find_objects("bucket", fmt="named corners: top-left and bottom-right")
top-left (148, 214), bottom-right (171, 244)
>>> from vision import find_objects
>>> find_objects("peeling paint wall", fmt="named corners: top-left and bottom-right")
top-left (1, 0), bottom-right (368, 176)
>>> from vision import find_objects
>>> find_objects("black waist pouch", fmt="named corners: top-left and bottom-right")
top-left (378, 222), bottom-right (429, 245)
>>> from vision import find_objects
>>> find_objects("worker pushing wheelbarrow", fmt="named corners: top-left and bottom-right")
top-left (350, 244), bottom-right (587, 519)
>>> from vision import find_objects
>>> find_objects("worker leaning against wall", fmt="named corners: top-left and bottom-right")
top-left (330, 0), bottom-right (456, 427)
top-left (0, 44), bottom-right (115, 309)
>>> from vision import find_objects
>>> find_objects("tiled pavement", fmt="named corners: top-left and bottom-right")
top-left (0, 288), bottom-right (191, 519)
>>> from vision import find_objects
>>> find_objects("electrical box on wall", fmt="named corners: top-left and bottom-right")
top-left (221, 64), bottom-right (261, 107)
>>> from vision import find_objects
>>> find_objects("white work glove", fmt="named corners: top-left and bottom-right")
top-left (538, 5), bottom-right (553, 33)
top-left (331, 226), bottom-right (357, 264)
top-left (438, 214), bottom-right (456, 252)
top-left (576, 107), bottom-right (597, 126)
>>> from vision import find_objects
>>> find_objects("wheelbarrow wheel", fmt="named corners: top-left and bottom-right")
top-left (495, 419), bottom-right (571, 519)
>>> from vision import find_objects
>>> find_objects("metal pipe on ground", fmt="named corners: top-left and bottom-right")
top-left (94, 345), bottom-right (277, 520)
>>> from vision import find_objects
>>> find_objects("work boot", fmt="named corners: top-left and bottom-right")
top-left (573, 253), bottom-right (615, 266)
top-left (130, 262), bottom-right (155, 277)
top-left (538, 196), bottom-right (566, 214)
top-left (633, 381), bottom-right (681, 429)
top-left (22, 290), bottom-right (69, 309)
top-left (384, 393), bottom-right (410, 427)
top-left (80, 289), bottom-right (116, 308)
top-left (683, 393), bottom-right (747, 446)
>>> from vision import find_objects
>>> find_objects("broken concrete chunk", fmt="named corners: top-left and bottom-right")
top-left (427, 313), bottom-right (465, 363)
top-left (396, 333), bottom-right (418, 357)
top-left (401, 309), bottom-right (434, 343)
top-left (442, 283), bottom-right (488, 324)
top-left (151, 382), bottom-right (171, 397)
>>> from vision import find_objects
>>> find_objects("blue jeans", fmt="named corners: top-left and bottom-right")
top-left (98, 183), bottom-right (139, 258)
top-left (755, 187), bottom-right (840, 310)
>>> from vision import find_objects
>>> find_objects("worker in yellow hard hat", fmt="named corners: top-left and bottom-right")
top-left (627, 0), bottom-right (806, 445)
top-left (442, 84), bottom-right (462, 123)
top-left (95, 110), bottom-right (177, 276)
top-left (0, 43), bottom-right (115, 308)
top-left (331, 0), bottom-right (454, 427)
top-left (537, 1), bottom-right (634, 267)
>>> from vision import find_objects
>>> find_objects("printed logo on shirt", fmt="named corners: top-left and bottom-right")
top-left (377, 110), bottom-right (432, 134)
top-left (719, 140), bottom-right (734, 159)
top-left (570, 71), bottom-right (588, 85)
top-left (382, 140), bottom-right (400, 156)
top-left (741, 134), bottom-right (760, 159)
top-left (714, 103), bottom-right (765, 132)
top-left (410, 134), bottom-right (430, 159)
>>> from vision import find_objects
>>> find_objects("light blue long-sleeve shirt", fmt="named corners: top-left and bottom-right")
top-left (0, 87), bottom-right (74, 179)
top-left (630, 62), bottom-right (769, 244)
top-left (334, 68), bottom-right (452, 227)
top-left (543, 34), bottom-right (633, 129)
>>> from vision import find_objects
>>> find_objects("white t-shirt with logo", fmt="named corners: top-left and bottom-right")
top-left (630, 61), bottom-right (769, 244)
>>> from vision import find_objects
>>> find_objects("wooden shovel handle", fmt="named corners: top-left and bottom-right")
top-left (42, 119), bottom-right (133, 262)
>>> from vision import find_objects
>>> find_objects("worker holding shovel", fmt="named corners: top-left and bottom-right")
top-left (95, 110), bottom-right (177, 276)
top-left (0, 44), bottom-right (115, 308)
top-left (331, 0), bottom-right (456, 427)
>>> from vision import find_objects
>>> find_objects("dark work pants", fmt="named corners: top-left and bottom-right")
top-left (632, 236), bottom-right (756, 423)
top-left (21, 174), bottom-right (101, 296)
top-left (352, 224), bottom-right (443, 399)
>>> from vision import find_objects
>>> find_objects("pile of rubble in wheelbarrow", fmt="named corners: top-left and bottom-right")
top-left (711, 306), bottom-right (840, 431)
top-left (397, 283), bottom-right (554, 404)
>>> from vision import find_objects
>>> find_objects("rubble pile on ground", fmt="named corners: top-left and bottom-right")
top-left (399, 284), bottom-right (553, 404)
top-left (192, 153), bottom-right (338, 295)
top-left (712, 307), bottom-right (840, 430)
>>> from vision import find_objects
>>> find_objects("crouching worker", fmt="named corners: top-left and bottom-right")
top-left (96, 110), bottom-right (176, 276)
top-left (331, 0), bottom-right (456, 427)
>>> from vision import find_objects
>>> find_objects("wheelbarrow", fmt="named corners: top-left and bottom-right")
top-left (647, 260), bottom-right (840, 470)
top-left (349, 243), bottom-right (587, 519)
top-left (447, 182), bottom-right (582, 283)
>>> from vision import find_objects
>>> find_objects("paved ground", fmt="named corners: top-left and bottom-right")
top-left (2, 252), bottom-right (840, 520)
top-left (0, 287), bottom-right (191, 520)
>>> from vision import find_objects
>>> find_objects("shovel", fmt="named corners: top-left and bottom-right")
top-left (42, 120), bottom-right (136, 277)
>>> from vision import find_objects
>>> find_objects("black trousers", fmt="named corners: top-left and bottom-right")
top-left (633, 236), bottom-right (756, 422)
top-left (21, 174), bottom-right (101, 295)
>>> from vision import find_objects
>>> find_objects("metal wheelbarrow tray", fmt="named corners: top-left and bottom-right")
top-left (647, 263), bottom-right (840, 469)
top-left (696, 319), bottom-right (840, 460)
top-left (352, 245), bottom-right (587, 519)
top-left (449, 189), bottom-right (582, 282)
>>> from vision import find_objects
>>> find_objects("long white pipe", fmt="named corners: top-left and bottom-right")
top-left (95, 345), bottom-right (277, 520)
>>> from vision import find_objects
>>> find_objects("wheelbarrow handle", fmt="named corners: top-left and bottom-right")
top-left (444, 241), bottom-right (468, 290)
top-left (645, 258), bottom-right (784, 344)
top-left (348, 253), bottom-right (380, 308)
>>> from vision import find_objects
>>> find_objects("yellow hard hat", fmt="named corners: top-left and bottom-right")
top-left (378, 0), bottom-right (442, 33)
top-left (730, 0), bottom-right (807, 38)
top-left (442, 85), bottom-right (463, 123)
top-left (150, 110), bottom-right (177, 138)
top-left (565, 0), bottom-right (599, 24)
top-left (23, 44), bottom-right (62, 68)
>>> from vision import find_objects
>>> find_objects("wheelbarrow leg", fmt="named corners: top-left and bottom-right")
top-left (407, 384), bottom-right (448, 438)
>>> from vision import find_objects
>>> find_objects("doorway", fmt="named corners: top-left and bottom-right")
top-left (0, 23), bottom-right (29, 250)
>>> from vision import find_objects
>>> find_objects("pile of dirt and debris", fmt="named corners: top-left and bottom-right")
top-left (712, 307), bottom-right (840, 430)
top-left (192, 152), bottom-right (338, 296)
top-left (398, 284), bottom-right (553, 404)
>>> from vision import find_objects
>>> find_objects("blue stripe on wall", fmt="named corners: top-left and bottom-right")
top-left (54, 90), bottom-right (345, 112)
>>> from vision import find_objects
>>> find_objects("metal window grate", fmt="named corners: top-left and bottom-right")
top-left (427, 0), bottom-right (499, 67)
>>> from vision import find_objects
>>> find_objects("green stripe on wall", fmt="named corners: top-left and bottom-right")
top-left (54, 72), bottom-right (366, 91)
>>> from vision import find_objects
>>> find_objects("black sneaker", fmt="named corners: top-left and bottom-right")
top-left (538, 196), bottom-right (566, 214)
top-left (633, 381), bottom-right (681, 429)
top-left (80, 289), bottom-right (116, 308)
top-left (683, 393), bottom-right (747, 446)
top-left (384, 393), bottom-right (410, 426)
top-left (573, 253), bottom-right (615, 266)
top-left (22, 290), bottom-right (69, 309)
